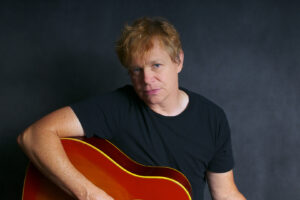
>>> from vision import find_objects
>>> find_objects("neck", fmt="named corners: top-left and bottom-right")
top-left (149, 89), bottom-right (189, 116)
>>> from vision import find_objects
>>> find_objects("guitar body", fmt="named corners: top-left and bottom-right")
top-left (22, 137), bottom-right (192, 200)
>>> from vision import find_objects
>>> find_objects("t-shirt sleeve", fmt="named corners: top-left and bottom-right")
top-left (207, 108), bottom-right (235, 173)
top-left (69, 89), bottom-right (127, 139)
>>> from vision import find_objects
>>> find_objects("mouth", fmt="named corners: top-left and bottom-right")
top-left (145, 89), bottom-right (160, 95)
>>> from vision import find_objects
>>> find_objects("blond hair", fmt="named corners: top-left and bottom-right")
top-left (116, 17), bottom-right (182, 68)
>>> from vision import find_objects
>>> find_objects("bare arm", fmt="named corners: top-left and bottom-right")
top-left (206, 170), bottom-right (246, 200)
top-left (17, 106), bottom-right (113, 200)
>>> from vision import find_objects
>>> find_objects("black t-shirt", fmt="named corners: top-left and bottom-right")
top-left (70, 85), bottom-right (234, 200)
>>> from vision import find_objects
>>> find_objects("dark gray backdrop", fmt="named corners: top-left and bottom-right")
top-left (1, 0), bottom-right (299, 199)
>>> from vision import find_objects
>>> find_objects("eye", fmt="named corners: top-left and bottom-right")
top-left (153, 64), bottom-right (161, 68)
top-left (131, 67), bottom-right (142, 74)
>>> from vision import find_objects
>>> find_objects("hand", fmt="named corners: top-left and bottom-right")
top-left (77, 186), bottom-right (114, 200)
top-left (87, 189), bottom-right (114, 200)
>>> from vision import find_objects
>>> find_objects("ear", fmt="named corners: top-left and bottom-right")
top-left (177, 50), bottom-right (184, 73)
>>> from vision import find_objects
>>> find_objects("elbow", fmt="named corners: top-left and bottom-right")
top-left (17, 133), bottom-right (22, 146)
top-left (17, 126), bottom-right (33, 151)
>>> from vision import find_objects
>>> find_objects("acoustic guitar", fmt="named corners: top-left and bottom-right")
top-left (22, 137), bottom-right (192, 200)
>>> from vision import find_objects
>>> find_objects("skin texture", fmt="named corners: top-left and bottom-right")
top-left (207, 170), bottom-right (246, 200)
top-left (18, 38), bottom-right (245, 199)
top-left (18, 106), bottom-right (114, 200)
top-left (129, 39), bottom-right (188, 116)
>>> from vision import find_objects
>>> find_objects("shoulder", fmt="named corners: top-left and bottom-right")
top-left (183, 88), bottom-right (226, 117)
top-left (86, 84), bottom-right (137, 103)
top-left (106, 85), bottom-right (140, 107)
top-left (115, 85), bottom-right (137, 99)
top-left (70, 85), bottom-right (139, 112)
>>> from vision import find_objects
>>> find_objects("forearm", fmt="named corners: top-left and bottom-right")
top-left (18, 126), bottom-right (96, 199)
top-left (211, 191), bottom-right (246, 200)
top-left (207, 170), bottom-right (246, 200)
top-left (225, 192), bottom-right (246, 200)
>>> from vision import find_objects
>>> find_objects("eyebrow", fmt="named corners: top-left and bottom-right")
top-left (148, 60), bottom-right (163, 65)
top-left (129, 60), bottom-right (163, 68)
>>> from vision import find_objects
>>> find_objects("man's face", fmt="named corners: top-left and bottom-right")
top-left (128, 39), bottom-right (183, 107)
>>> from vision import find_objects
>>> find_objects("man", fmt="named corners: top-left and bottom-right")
top-left (18, 17), bottom-right (246, 200)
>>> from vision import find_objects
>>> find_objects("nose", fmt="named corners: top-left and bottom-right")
top-left (143, 67), bottom-right (153, 84)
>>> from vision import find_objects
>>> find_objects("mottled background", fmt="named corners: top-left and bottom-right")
top-left (1, 0), bottom-right (299, 199)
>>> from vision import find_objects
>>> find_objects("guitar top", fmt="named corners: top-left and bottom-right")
top-left (22, 137), bottom-right (192, 200)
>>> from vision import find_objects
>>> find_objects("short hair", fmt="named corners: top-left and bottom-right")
top-left (115, 17), bottom-right (182, 68)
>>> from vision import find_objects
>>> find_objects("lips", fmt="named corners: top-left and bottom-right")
top-left (145, 89), bottom-right (160, 95)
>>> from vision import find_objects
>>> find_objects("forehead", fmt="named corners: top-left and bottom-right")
top-left (130, 39), bottom-right (171, 66)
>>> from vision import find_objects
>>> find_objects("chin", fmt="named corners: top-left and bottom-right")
top-left (144, 96), bottom-right (164, 105)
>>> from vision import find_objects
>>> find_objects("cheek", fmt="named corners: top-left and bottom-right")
top-left (162, 70), bottom-right (177, 83)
